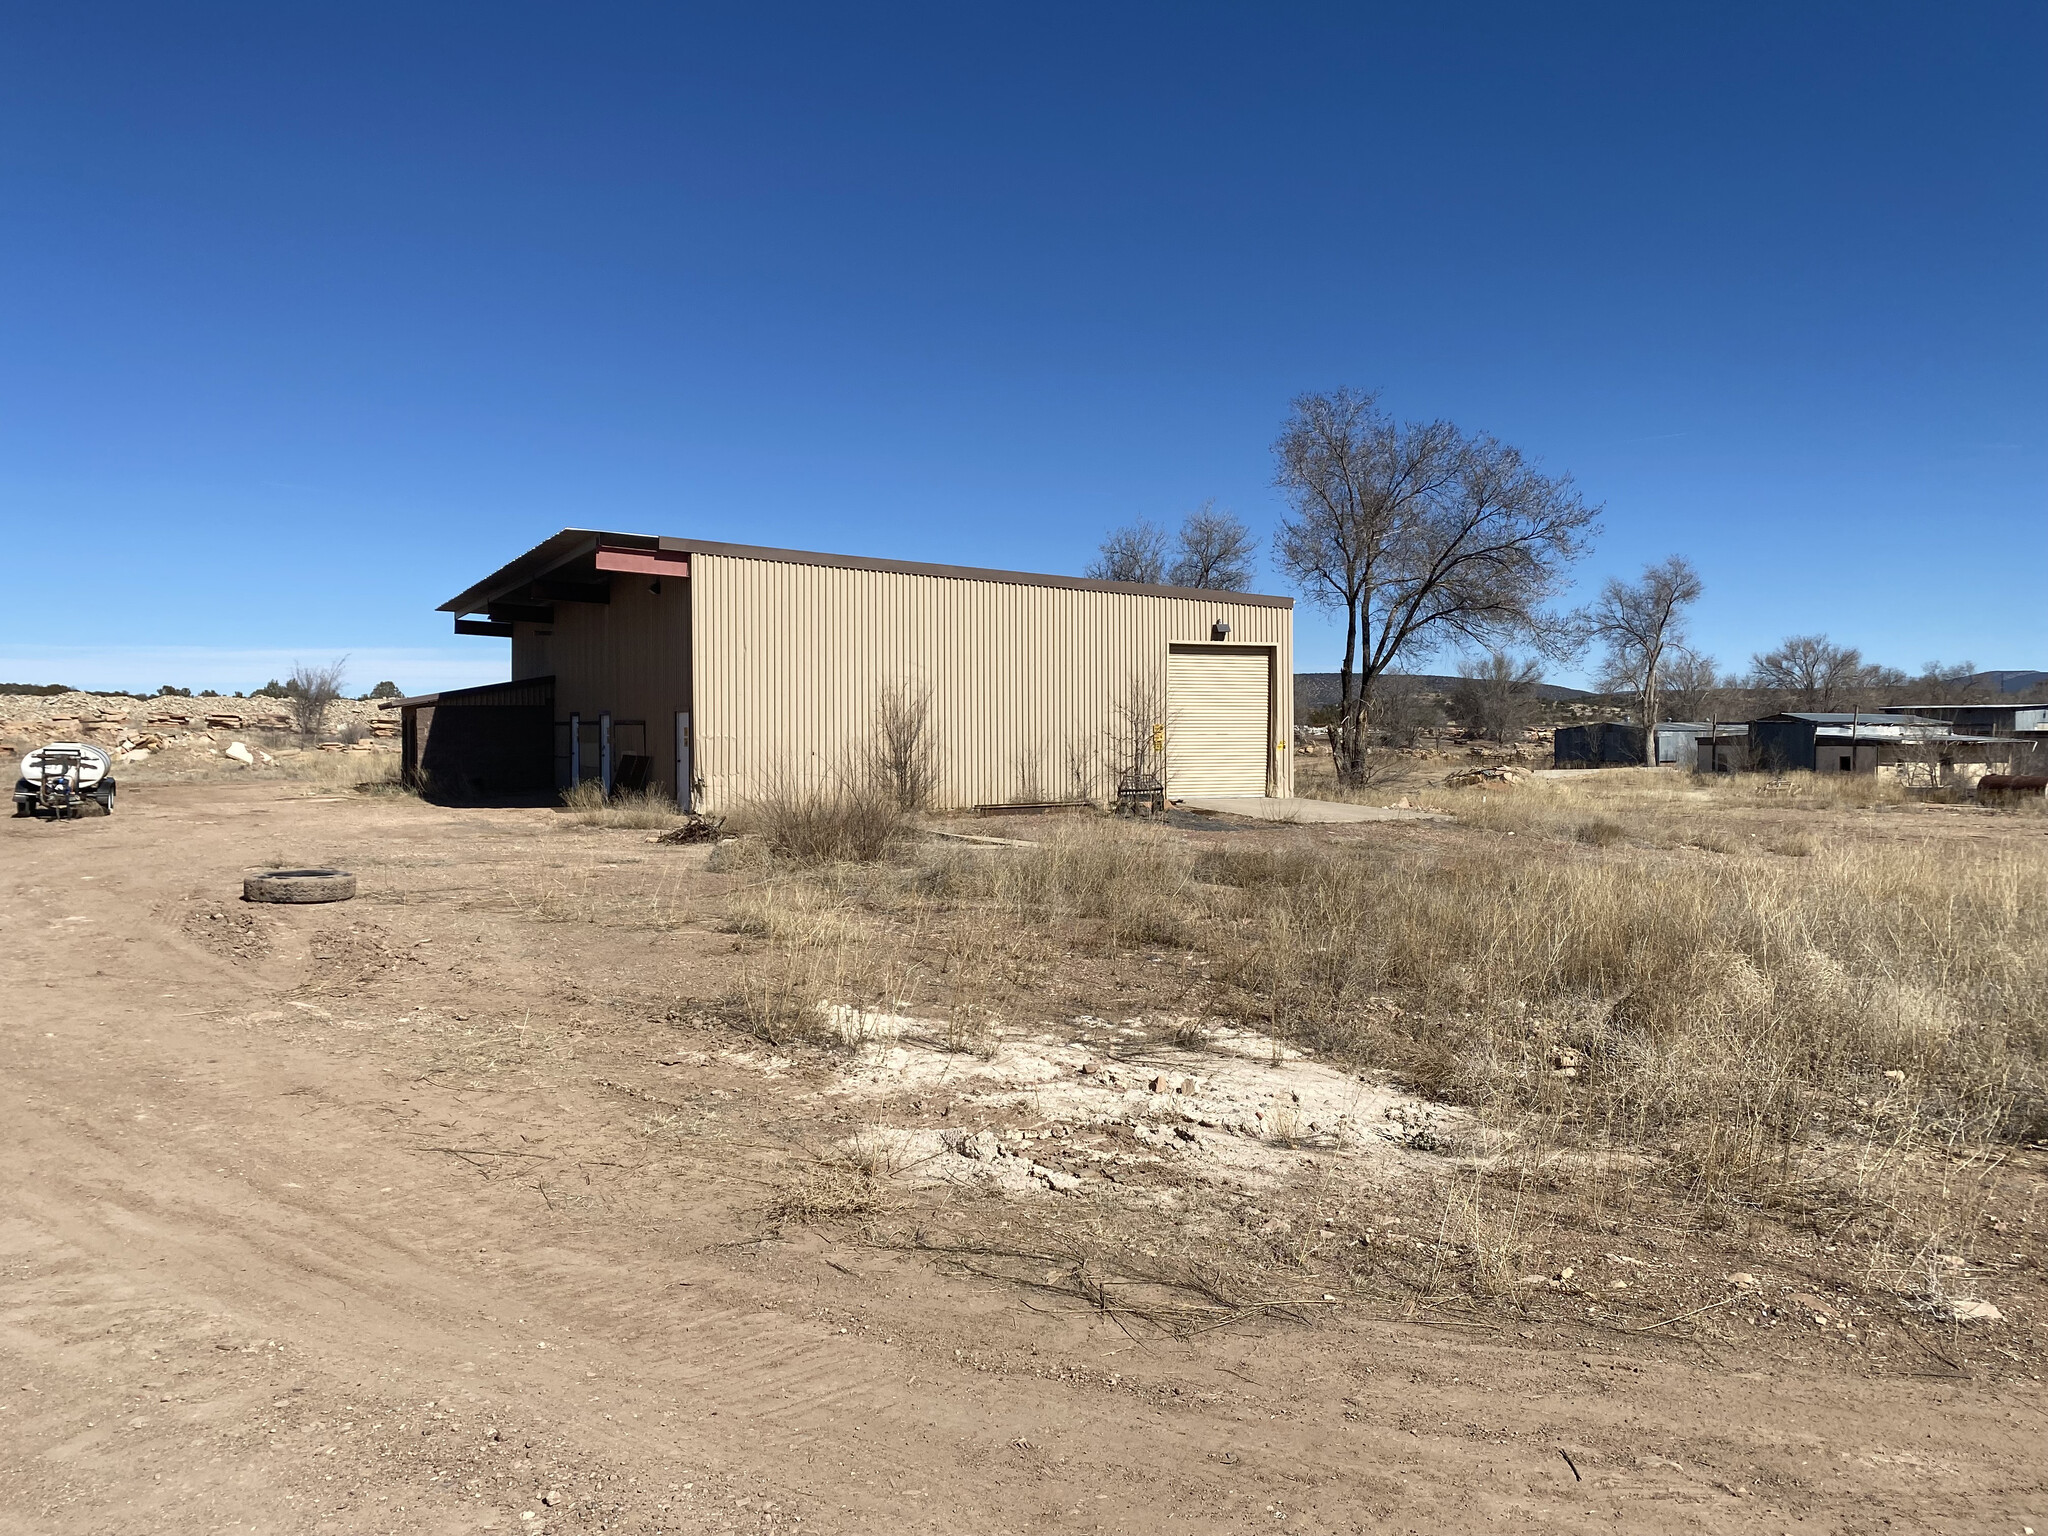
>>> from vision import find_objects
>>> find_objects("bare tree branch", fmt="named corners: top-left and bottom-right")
top-left (1085, 521), bottom-right (1170, 584)
top-left (1168, 502), bottom-right (1258, 590)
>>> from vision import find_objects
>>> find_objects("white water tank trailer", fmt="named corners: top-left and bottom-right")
top-left (14, 743), bottom-right (116, 819)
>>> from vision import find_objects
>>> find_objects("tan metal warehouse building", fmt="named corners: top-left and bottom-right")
top-left (430, 529), bottom-right (1294, 812)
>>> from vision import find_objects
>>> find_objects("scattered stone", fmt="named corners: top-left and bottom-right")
top-left (1444, 764), bottom-right (1531, 788)
top-left (1948, 1298), bottom-right (2002, 1324)
top-left (1029, 1164), bottom-right (1082, 1193)
top-left (947, 1129), bottom-right (1001, 1162)
top-left (224, 742), bottom-right (255, 765)
top-left (1725, 1272), bottom-right (1759, 1287)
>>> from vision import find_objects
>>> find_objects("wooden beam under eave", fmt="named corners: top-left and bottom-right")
top-left (455, 619), bottom-right (515, 637)
top-left (595, 547), bottom-right (690, 577)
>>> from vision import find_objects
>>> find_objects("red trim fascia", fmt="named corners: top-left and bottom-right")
top-left (595, 546), bottom-right (690, 577)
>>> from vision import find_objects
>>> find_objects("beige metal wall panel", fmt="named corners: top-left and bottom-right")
top-left (512, 580), bottom-right (692, 794)
top-left (1166, 648), bottom-right (1274, 795)
top-left (688, 553), bottom-right (1292, 813)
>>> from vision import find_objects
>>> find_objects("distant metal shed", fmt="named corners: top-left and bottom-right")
top-left (381, 677), bottom-right (556, 799)
top-left (1553, 721), bottom-right (1646, 768)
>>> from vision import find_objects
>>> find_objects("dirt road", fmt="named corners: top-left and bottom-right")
top-left (2, 784), bottom-right (2041, 1534)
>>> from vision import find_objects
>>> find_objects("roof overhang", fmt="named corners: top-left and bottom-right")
top-left (440, 527), bottom-right (1296, 618)
top-left (379, 676), bottom-right (557, 710)
top-left (440, 529), bottom-right (658, 617)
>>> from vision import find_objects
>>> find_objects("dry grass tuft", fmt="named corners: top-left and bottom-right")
top-left (925, 818), bottom-right (1193, 948)
top-left (558, 783), bottom-right (686, 830)
top-left (764, 1164), bottom-right (889, 1232)
top-left (738, 781), bottom-right (908, 864)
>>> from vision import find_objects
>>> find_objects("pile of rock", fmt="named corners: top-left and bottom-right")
top-left (1443, 764), bottom-right (1531, 788)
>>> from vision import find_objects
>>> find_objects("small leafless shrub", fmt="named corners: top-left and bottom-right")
top-left (869, 681), bottom-right (939, 810)
top-left (1365, 677), bottom-right (1442, 748)
top-left (286, 658), bottom-right (348, 737)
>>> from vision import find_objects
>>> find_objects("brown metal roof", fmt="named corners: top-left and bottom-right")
top-left (378, 677), bottom-right (556, 710)
top-left (439, 528), bottom-right (1294, 615)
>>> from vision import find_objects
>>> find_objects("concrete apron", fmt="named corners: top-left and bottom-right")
top-left (1174, 795), bottom-right (1450, 824)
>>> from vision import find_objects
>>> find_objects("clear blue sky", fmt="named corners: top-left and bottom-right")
top-left (3, 3), bottom-right (2042, 694)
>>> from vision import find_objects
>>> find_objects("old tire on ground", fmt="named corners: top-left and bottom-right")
top-left (243, 869), bottom-right (356, 904)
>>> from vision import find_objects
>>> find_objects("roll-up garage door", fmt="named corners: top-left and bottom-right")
top-left (1166, 649), bottom-right (1270, 796)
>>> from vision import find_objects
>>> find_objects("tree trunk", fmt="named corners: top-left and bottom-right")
top-left (1642, 658), bottom-right (1659, 767)
top-left (1334, 599), bottom-right (1365, 786)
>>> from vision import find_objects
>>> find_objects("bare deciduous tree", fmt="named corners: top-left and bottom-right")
top-left (1581, 556), bottom-right (1703, 763)
top-left (1658, 648), bottom-right (1725, 723)
top-left (1450, 651), bottom-right (1543, 743)
top-left (1273, 388), bottom-right (1598, 785)
top-left (287, 657), bottom-right (348, 738)
top-left (1085, 521), bottom-right (1169, 584)
top-left (1913, 659), bottom-right (1981, 705)
top-left (1168, 501), bottom-right (1257, 590)
top-left (1089, 505), bottom-right (1258, 590)
top-left (1748, 635), bottom-right (1864, 713)
top-left (1365, 675), bottom-right (1441, 748)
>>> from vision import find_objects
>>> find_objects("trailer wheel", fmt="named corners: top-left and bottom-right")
top-left (243, 869), bottom-right (356, 904)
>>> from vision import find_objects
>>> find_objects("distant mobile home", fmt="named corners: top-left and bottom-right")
top-left (400, 530), bottom-right (1294, 811)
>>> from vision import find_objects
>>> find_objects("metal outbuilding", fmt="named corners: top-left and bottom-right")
top-left (1706, 713), bottom-right (2024, 789)
top-left (380, 677), bottom-right (557, 799)
top-left (1552, 721), bottom-right (1646, 768)
top-left (1877, 703), bottom-right (2048, 738)
top-left (433, 530), bottom-right (1295, 812)
top-left (1553, 720), bottom-right (1715, 769)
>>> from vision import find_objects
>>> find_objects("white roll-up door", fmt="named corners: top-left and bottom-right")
top-left (1167, 649), bottom-right (1270, 796)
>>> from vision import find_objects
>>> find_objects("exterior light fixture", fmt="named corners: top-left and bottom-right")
top-left (1211, 620), bottom-right (1232, 641)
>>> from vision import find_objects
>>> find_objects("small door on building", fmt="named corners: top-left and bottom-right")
top-left (1166, 648), bottom-right (1271, 796)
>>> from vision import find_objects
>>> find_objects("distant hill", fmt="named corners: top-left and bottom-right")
top-left (1294, 672), bottom-right (1592, 713)
top-left (1967, 670), bottom-right (2048, 695)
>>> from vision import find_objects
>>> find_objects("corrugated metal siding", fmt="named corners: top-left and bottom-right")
top-left (1166, 649), bottom-right (1273, 795)
top-left (513, 579), bottom-right (692, 795)
top-left (690, 553), bottom-right (1292, 813)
